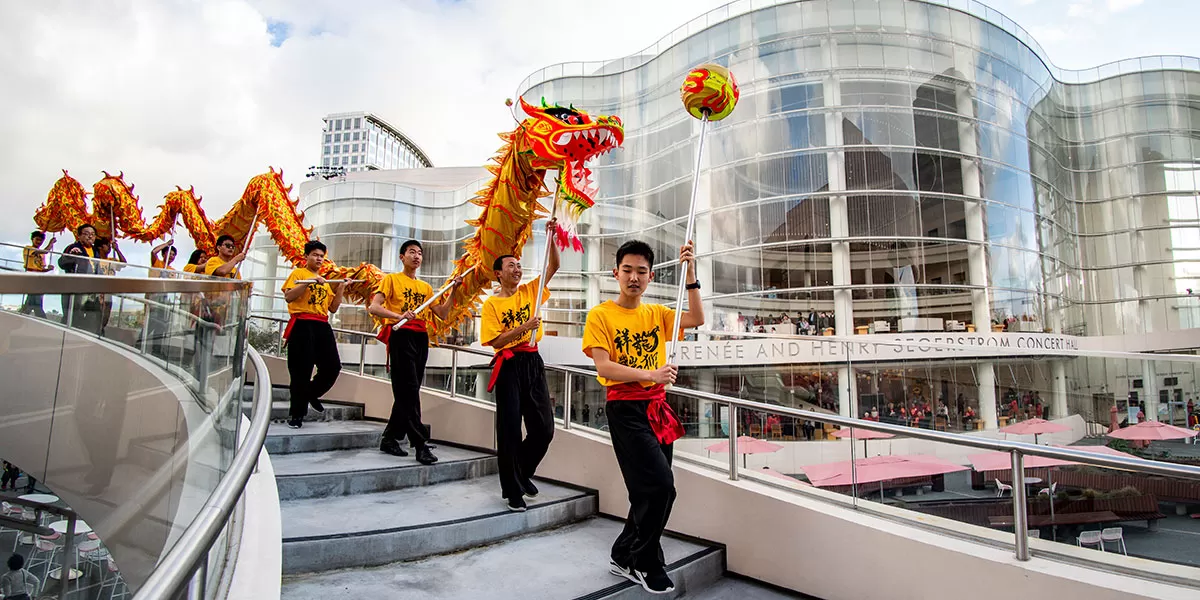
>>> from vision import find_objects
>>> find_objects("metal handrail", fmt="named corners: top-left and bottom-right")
top-left (245, 312), bottom-right (1200, 567)
top-left (0, 272), bottom-right (249, 294)
top-left (132, 346), bottom-right (274, 599)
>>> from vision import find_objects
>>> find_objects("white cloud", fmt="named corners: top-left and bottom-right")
top-left (0, 0), bottom-right (730, 262)
top-left (1108, 0), bottom-right (1145, 11)
top-left (1066, 1), bottom-right (1093, 17)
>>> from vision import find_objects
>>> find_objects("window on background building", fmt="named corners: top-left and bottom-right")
top-left (352, 131), bottom-right (360, 141)
top-left (341, 156), bottom-right (348, 165)
top-left (343, 144), bottom-right (349, 153)
top-left (343, 118), bottom-right (351, 129)
top-left (354, 117), bottom-right (362, 128)
top-left (350, 143), bottom-right (357, 152)
top-left (332, 133), bottom-right (340, 143)
top-left (324, 134), bottom-right (331, 143)
top-left (323, 157), bottom-right (330, 167)
top-left (332, 145), bottom-right (340, 154)
top-left (351, 155), bottom-right (358, 165)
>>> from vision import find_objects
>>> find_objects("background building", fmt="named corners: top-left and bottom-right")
top-left (249, 0), bottom-right (1200, 433)
top-left (319, 111), bottom-right (434, 172)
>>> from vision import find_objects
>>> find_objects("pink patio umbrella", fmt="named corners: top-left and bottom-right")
top-left (705, 436), bottom-right (784, 468)
top-left (1000, 418), bottom-right (1070, 445)
top-left (970, 445), bottom-right (1139, 534)
top-left (829, 427), bottom-right (895, 457)
top-left (802, 454), bottom-right (968, 501)
top-left (1108, 420), bottom-right (1199, 441)
top-left (758, 466), bottom-right (811, 487)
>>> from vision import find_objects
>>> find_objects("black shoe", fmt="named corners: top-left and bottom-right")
top-left (310, 399), bottom-right (325, 413)
top-left (416, 447), bottom-right (438, 465)
top-left (506, 496), bottom-right (527, 512)
top-left (633, 566), bottom-right (675, 595)
top-left (520, 478), bottom-right (539, 499)
top-left (287, 418), bottom-right (303, 429)
top-left (380, 438), bottom-right (409, 457)
top-left (609, 558), bottom-right (636, 582)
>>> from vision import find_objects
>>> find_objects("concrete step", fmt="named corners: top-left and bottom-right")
top-left (280, 517), bottom-right (736, 600)
top-left (685, 577), bottom-right (814, 600)
top-left (242, 400), bottom-right (365, 423)
top-left (265, 421), bottom-right (386, 455)
top-left (241, 385), bottom-right (291, 404)
top-left (280, 477), bottom-right (597, 574)
top-left (272, 446), bottom-right (498, 500)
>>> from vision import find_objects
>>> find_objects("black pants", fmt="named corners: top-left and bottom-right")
top-left (19, 294), bottom-right (45, 318)
top-left (386, 329), bottom-right (430, 448)
top-left (607, 399), bottom-right (676, 571)
top-left (287, 319), bottom-right (342, 420)
top-left (494, 352), bottom-right (554, 499)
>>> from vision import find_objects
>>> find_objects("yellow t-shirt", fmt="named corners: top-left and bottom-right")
top-left (183, 263), bottom-right (198, 274)
top-left (23, 246), bottom-right (46, 272)
top-left (204, 256), bottom-right (240, 279)
top-left (481, 277), bottom-right (550, 351)
top-left (282, 267), bottom-right (333, 317)
top-left (83, 246), bottom-right (94, 258)
top-left (582, 301), bottom-right (676, 388)
top-left (151, 257), bottom-right (176, 278)
top-left (375, 272), bottom-right (435, 330)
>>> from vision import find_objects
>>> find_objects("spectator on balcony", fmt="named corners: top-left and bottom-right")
top-left (93, 237), bottom-right (126, 335)
top-left (182, 249), bottom-right (207, 274)
top-left (204, 235), bottom-right (246, 279)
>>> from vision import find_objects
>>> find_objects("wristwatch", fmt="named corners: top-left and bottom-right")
top-left (686, 281), bottom-right (701, 290)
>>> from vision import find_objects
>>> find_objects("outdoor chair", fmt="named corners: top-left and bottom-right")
top-left (1100, 527), bottom-right (1128, 555)
top-left (1028, 529), bottom-right (1041, 539)
top-left (995, 479), bottom-right (1013, 497)
top-left (1038, 483), bottom-right (1058, 497)
top-left (1077, 530), bottom-right (1104, 551)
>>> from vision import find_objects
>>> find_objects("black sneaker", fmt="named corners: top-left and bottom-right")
top-left (309, 399), bottom-right (325, 413)
top-left (609, 558), bottom-right (636, 582)
top-left (416, 447), bottom-right (438, 465)
top-left (506, 496), bottom-right (527, 512)
top-left (287, 418), bottom-right (303, 429)
top-left (633, 566), bottom-right (675, 595)
top-left (519, 478), bottom-right (539, 499)
top-left (380, 438), bottom-right (409, 457)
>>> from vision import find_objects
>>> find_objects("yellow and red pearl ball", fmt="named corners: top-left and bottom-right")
top-left (680, 63), bottom-right (739, 121)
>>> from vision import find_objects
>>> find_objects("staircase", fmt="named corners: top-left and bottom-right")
top-left (253, 387), bottom-right (806, 599)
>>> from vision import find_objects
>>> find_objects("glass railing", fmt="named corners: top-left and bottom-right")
top-left (247, 312), bottom-right (1200, 588)
top-left (0, 271), bottom-right (273, 599)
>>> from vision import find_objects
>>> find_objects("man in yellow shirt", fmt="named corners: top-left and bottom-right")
top-left (581, 239), bottom-right (703, 595)
top-left (150, 240), bottom-right (178, 276)
top-left (282, 241), bottom-right (346, 429)
top-left (20, 230), bottom-right (55, 317)
top-left (481, 220), bottom-right (560, 512)
top-left (368, 239), bottom-right (459, 465)
top-left (204, 235), bottom-right (246, 279)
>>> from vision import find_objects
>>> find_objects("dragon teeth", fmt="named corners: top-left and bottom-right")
top-left (556, 133), bottom-right (571, 144)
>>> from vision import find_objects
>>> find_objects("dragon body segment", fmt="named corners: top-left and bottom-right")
top-left (427, 98), bottom-right (624, 341)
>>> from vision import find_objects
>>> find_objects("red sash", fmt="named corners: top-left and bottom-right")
top-left (487, 343), bottom-right (538, 392)
top-left (283, 313), bottom-right (328, 341)
top-left (606, 383), bottom-right (685, 445)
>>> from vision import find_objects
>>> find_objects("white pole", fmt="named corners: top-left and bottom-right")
top-left (529, 188), bottom-right (559, 350)
top-left (394, 265), bottom-right (478, 329)
top-left (667, 112), bottom-right (711, 362)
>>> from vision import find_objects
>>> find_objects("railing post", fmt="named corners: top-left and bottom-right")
top-left (450, 349), bottom-right (458, 397)
top-left (358, 336), bottom-right (367, 376)
top-left (140, 307), bottom-right (151, 354)
top-left (563, 372), bottom-right (572, 430)
top-left (1011, 450), bottom-right (1030, 561)
top-left (186, 554), bottom-right (209, 599)
top-left (728, 404), bottom-right (739, 481)
top-left (59, 513), bottom-right (77, 600)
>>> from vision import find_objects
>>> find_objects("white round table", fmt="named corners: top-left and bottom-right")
top-left (49, 520), bottom-right (92, 536)
top-left (17, 493), bottom-right (59, 505)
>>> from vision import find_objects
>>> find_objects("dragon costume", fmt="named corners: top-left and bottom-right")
top-left (31, 97), bottom-right (623, 337)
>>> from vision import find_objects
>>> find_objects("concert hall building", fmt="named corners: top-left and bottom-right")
top-left (247, 0), bottom-right (1200, 433)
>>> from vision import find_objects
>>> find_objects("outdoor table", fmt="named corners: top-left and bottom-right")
top-left (17, 493), bottom-right (59, 505)
top-left (49, 520), bottom-right (92, 536)
top-left (1023, 477), bottom-right (1043, 495)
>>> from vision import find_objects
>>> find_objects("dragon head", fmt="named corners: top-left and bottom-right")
top-left (517, 97), bottom-right (623, 246)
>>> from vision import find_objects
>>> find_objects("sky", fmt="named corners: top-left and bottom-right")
top-left (1, 0), bottom-right (1197, 265)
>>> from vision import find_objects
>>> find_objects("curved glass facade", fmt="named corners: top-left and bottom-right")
top-left (509, 0), bottom-right (1200, 427)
